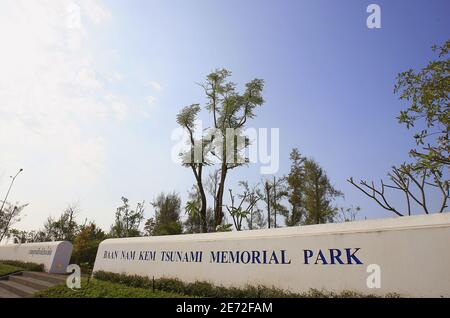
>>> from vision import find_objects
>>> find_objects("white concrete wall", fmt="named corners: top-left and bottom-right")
top-left (93, 213), bottom-right (450, 297)
top-left (0, 241), bottom-right (72, 274)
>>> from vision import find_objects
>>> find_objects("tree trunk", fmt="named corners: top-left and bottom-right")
top-left (197, 180), bottom-right (208, 233)
top-left (214, 164), bottom-right (227, 228)
top-left (315, 179), bottom-right (320, 224)
top-left (265, 182), bottom-right (271, 228)
top-left (273, 176), bottom-right (277, 228)
top-left (195, 165), bottom-right (208, 233)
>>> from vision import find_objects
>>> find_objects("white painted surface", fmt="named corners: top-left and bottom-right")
top-left (93, 213), bottom-right (450, 297)
top-left (0, 241), bottom-right (72, 273)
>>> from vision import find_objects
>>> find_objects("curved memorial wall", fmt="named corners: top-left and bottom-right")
top-left (93, 213), bottom-right (450, 297)
top-left (0, 241), bottom-right (73, 274)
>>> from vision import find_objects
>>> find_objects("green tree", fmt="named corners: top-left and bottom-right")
top-left (0, 168), bottom-right (25, 243)
top-left (261, 176), bottom-right (287, 228)
top-left (42, 204), bottom-right (79, 242)
top-left (395, 40), bottom-right (449, 170)
top-left (285, 148), bottom-right (306, 226)
top-left (262, 180), bottom-right (272, 228)
top-left (183, 185), bottom-right (215, 234)
top-left (8, 229), bottom-right (46, 243)
top-left (226, 181), bottom-right (262, 231)
top-left (184, 198), bottom-right (200, 233)
top-left (148, 192), bottom-right (182, 236)
top-left (71, 222), bottom-right (106, 270)
top-left (270, 176), bottom-right (288, 228)
top-left (177, 69), bottom-right (264, 228)
top-left (240, 181), bottom-right (265, 230)
top-left (303, 159), bottom-right (343, 224)
top-left (176, 104), bottom-right (209, 233)
top-left (349, 40), bottom-right (449, 216)
top-left (143, 217), bottom-right (156, 236)
top-left (0, 202), bottom-right (28, 243)
top-left (335, 206), bottom-right (360, 223)
top-left (248, 205), bottom-right (266, 230)
top-left (109, 197), bottom-right (145, 238)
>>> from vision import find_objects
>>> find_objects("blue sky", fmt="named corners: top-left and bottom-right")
top-left (0, 0), bottom-right (449, 232)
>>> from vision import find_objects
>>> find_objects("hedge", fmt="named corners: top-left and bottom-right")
top-left (0, 260), bottom-right (44, 272)
top-left (93, 271), bottom-right (393, 298)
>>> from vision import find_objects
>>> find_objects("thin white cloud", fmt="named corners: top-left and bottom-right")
top-left (77, 68), bottom-right (104, 89)
top-left (79, 0), bottom-right (112, 25)
top-left (144, 95), bottom-right (158, 117)
top-left (106, 94), bottom-right (128, 121)
top-left (148, 80), bottom-right (163, 92)
top-left (146, 95), bottom-right (157, 105)
top-left (107, 71), bottom-right (123, 83)
top-left (143, 83), bottom-right (162, 117)
top-left (0, 0), bottom-right (115, 229)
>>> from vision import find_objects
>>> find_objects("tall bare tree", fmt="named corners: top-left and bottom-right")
top-left (261, 176), bottom-right (287, 228)
top-left (271, 176), bottom-right (288, 228)
top-left (176, 104), bottom-right (209, 232)
top-left (348, 164), bottom-right (448, 216)
top-left (262, 179), bottom-right (272, 228)
top-left (177, 69), bottom-right (264, 229)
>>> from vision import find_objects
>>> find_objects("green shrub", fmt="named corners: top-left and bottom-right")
top-left (70, 222), bottom-right (106, 271)
top-left (0, 260), bottom-right (44, 272)
top-left (94, 271), bottom-right (383, 298)
top-left (33, 278), bottom-right (183, 298)
top-left (0, 263), bottom-right (23, 276)
top-left (94, 271), bottom-right (286, 297)
top-left (185, 280), bottom-right (219, 297)
top-left (155, 277), bottom-right (186, 294)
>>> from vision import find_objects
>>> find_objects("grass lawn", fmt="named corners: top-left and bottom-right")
top-left (33, 278), bottom-right (187, 298)
top-left (0, 263), bottom-right (23, 276)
